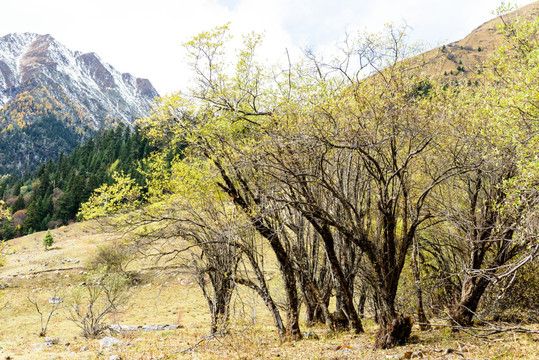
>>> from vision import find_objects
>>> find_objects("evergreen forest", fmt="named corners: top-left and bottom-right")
top-left (0, 123), bottom-right (158, 239)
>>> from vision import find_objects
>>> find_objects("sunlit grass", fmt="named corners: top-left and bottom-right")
top-left (1, 223), bottom-right (538, 359)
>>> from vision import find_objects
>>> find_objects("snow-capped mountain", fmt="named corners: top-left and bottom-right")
top-left (0, 33), bottom-right (159, 175)
top-left (0, 32), bottom-right (158, 128)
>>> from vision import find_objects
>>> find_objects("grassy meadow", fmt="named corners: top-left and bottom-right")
top-left (0, 223), bottom-right (538, 359)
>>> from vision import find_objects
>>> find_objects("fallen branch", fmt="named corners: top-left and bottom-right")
top-left (173, 334), bottom-right (216, 355)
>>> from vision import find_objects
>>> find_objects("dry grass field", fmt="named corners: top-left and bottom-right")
top-left (1, 223), bottom-right (538, 360)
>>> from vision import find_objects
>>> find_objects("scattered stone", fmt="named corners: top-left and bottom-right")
top-left (108, 324), bottom-right (180, 332)
top-left (80, 345), bottom-right (89, 352)
top-left (78, 282), bottom-right (86, 286)
top-left (99, 336), bottom-right (121, 349)
top-left (179, 278), bottom-right (194, 286)
top-left (108, 325), bottom-right (141, 332)
top-left (109, 356), bottom-right (121, 360)
top-left (302, 331), bottom-right (319, 340)
top-left (48, 297), bottom-right (62, 304)
top-left (45, 337), bottom-right (59, 344)
top-left (43, 337), bottom-right (59, 347)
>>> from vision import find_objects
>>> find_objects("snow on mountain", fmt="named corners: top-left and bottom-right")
top-left (0, 32), bottom-right (159, 128)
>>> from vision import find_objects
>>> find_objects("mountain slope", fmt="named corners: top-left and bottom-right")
top-left (0, 33), bottom-right (159, 174)
top-left (0, 33), bottom-right (158, 127)
top-left (414, 1), bottom-right (539, 78)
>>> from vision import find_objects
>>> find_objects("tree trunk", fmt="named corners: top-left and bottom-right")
top-left (235, 277), bottom-right (286, 336)
top-left (238, 248), bottom-right (287, 337)
top-left (280, 260), bottom-right (302, 340)
top-left (199, 272), bottom-right (235, 335)
top-left (308, 221), bottom-right (363, 333)
top-left (214, 160), bottom-right (301, 339)
top-left (411, 236), bottom-right (430, 331)
top-left (297, 268), bottom-right (333, 329)
top-left (374, 291), bottom-right (413, 349)
top-left (450, 276), bottom-right (490, 326)
top-left (357, 284), bottom-right (367, 318)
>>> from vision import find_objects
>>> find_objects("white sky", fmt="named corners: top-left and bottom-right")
top-left (1, 0), bottom-right (534, 95)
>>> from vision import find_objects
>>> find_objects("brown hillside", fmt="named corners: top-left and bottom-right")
top-left (413, 1), bottom-right (539, 78)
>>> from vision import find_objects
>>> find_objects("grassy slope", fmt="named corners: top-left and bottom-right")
top-left (1, 223), bottom-right (538, 359)
top-left (410, 2), bottom-right (539, 79)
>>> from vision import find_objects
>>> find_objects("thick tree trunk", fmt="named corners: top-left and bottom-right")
top-left (280, 261), bottom-right (302, 340)
top-left (200, 273), bottom-right (235, 335)
top-left (450, 276), bottom-right (490, 326)
top-left (298, 269), bottom-right (333, 329)
top-left (374, 291), bottom-right (413, 349)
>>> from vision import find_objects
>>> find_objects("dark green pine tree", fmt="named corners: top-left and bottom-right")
top-left (11, 196), bottom-right (25, 213)
top-left (22, 200), bottom-right (42, 233)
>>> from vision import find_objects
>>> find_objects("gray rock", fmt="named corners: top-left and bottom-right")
top-left (80, 345), bottom-right (89, 351)
top-left (99, 336), bottom-right (121, 349)
top-left (108, 324), bottom-right (180, 332)
top-left (48, 297), bottom-right (62, 304)
top-left (108, 324), bottom-right (141, 332)
top-left (141, 324), bottom-right (180, 331)
top-left (45, 337), bottom-right (59, 344)
top-left (302, 331), bottom-right (319, 340)
top-left (109, 356), bottom-right (121, 360)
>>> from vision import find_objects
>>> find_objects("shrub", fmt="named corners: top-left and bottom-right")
top-left (87, 240), bottom-right (134, 279)
top-left (69, 267), bottom-right (130, 338)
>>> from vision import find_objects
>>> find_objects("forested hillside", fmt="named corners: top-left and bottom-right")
top-left (0, 124), bottom-right (158, 239)
top-left (0, 33), bottom-right (158, 175)
top-left (0, 114), bottom-right (85, 175)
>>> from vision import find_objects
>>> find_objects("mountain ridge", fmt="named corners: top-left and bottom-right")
top-left (0, 32), bottom-right (159, 128)
top-left (0, 32), bottom-right (160, 175)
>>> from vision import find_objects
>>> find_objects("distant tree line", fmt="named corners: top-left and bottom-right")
top-left (0, 123), bottom-right (160, 239)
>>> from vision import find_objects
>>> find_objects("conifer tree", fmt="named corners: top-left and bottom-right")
top-left (42, 230), bottom-right (53, 250)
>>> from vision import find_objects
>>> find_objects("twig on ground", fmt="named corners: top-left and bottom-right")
top-left (173, 333), bottom-right (216, 354)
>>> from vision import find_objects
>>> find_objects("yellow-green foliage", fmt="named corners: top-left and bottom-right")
top-left (0, 199), bottom-right (10, 221)
top-left (78, 172), bottom-right (142, 220)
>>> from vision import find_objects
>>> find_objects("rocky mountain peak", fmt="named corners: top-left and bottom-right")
top-left (0, 32), bottom-right (160, 174)
top-left (0, 32), bottom-right (159, 128)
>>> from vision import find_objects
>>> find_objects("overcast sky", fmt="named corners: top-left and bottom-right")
top-left (1, 0), bottom-right (534, 95)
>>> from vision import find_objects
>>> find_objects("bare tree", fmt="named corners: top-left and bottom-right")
top-left (69, 268), bottom-right (130, 338)
top-left (28, 290), bottom-right (64, 337)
